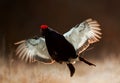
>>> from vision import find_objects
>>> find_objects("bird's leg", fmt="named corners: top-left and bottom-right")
top-left (79, 57), bottom-right (96, 66)
top-left (66, 63), bottom-right (75, 77)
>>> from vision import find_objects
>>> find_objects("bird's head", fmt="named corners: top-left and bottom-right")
top-left (40, 25), bottom-right (49, 36)
top-left (40, 25), bottom-right (48, 30)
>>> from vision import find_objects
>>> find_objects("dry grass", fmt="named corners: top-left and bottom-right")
top-left (0, 54), bottom-right (120, 83)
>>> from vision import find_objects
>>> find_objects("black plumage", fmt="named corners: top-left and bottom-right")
top-left (41, 26), bottom-right (77, 77)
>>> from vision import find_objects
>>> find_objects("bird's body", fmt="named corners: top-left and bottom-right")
top-left (14, 18), bottom-right (102, 77)
top-left (43, 28), bottom-right (77, 63)
top-left (40, 26), bottom-right (77, 76)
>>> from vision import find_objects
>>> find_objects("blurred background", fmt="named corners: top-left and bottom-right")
top-left (0, 0), bottom-right (120, 83)
top-left (0, 0), bottom-right (120, 58)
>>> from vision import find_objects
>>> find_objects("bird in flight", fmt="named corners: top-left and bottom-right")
top-left (14, 18), bottom-right (102, 77)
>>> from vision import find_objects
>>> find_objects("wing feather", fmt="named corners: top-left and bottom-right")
top-left (64, 18), bottom-right (102, 55)
top-left (21, 48), bottom-right (28, 60)
top-left (16, 43), bottom-right (25, 55)
top-left (25, 50), bottom-right (30, 62)
top-left (15, 37), bottom-right (53, 63)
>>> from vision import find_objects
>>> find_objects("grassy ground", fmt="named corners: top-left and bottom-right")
top-left (0, 54), bottom-right (120, 83)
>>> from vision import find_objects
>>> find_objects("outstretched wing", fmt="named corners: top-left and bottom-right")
top-left (64, 18), bottom-right (102, 55)
top-left (15, 37), bottom-right (54, 63)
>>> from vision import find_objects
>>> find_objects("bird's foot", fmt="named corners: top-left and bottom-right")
top-left (79, 57), bottom-right (96, 67)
